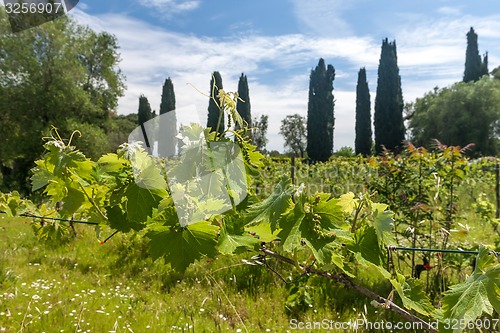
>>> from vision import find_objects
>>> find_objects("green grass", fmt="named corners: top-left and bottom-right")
top-left (0, 216), bottom-right (400, 333)
top-left (1, 189), bottom-right (497, 333)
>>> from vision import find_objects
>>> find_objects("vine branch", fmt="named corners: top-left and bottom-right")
top-left (260, 245), bottom-right (438, 333)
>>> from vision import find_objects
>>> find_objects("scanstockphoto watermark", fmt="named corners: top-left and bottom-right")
top-left (289, 318), bottom-right (441, 331)
top-left (255, 159), bottom-right (378, 183)
top-left (3, 0), bottom-right (79, 32)
top-left (128, 108), bottom-right (248, 227)
top-left (253, 179), bottom-right (369, 198)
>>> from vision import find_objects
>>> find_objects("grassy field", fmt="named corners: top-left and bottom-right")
top-left (0, 215), bottom-right (405, 333)
top-left (1, 154), bottom-right (499, 332)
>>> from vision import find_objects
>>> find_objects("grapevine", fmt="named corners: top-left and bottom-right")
top-left (1, 89), bottom-right (499, 333)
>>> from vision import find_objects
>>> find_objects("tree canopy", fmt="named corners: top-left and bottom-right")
top-left (236, 73), bottom-right (251, 130)
top-left (207, 71), bottom-right (224, 136)
top-left (408, 76), bottom-right (500, 156)
top-left (137, 95), bottom-right (153, 126)
top-left (0, 8), bottom-right (125, 193)
top-left (280, 114), bottom-right (307, 157)
top-left (463, 27), bottom-right (488, 83)
top-left (374, 39), bottom-right (405, 154)
top-left (306, 58), bottom-right (335, 162)
top-left (158, 77), bottom-right (176, 157)
top-left (252, 114), bottom-right (268, 152)
top-left (355, 67), bottom-right (372, 156)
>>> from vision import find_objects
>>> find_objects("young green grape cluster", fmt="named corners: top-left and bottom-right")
top-left (306, 197), bottom-right (336, 240)
top-left (311, 212), bottom-right (336, 240)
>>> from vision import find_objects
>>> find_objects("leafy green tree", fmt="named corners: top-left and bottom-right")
top-left (62, 120), bottom-right (110, 160)
top-left (106, 114), bottom-right (139, 152)
top-left (236, 73), bottom-right (251, 133)
top-left (137, 95), bottom-right (153, 126)
top-left (307, 58), bottom-right (335, 162)
top-left (374, 39), bottom-right (405, 154)
top-left (207, 71), bottom-right (224, 136)
top-left (491, 66), bottom-right (500, 80)
top-left (252, 114), bottom-right (269, 152)
top-left (280, 114), bottom-right (306, 157)
top-left (0, 8), bottom-right (124, 193)
top-left (355, 68), bottom-right (372, 156)
top-left (408, 76), bottom-right (500, 156)
top-left (158, 77), bottom-right (176, 157)
top-left (463, 27), bottom-right (488, 83)
top-left (78, 28), bottom-right (125, 120)
top-left (334, 146), bottom-right (355, 157)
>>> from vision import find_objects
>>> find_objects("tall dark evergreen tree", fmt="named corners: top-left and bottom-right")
top-left (374, 39), bottom-right (405, 154)
top-left (464, 27), bottom-right (488, 83)
top-left (306, 58), bottom-right (335, 162)
top-left (207, 71), bottom-right (224, 135)
top-left (158, 77), bottom-right (176, 157)
top-left (480, 52), bottom-right (489, 77)
top-left (236, 73), bottom-right (252, 131)
top-left (355, 68), bottom-right (372, 156)
top-left (137, 94), bottom-right (153, 126)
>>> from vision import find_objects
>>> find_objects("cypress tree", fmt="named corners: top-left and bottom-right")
top-left (374, 39), bottom-right (405, 154)
top-left (480, 52), bottom-right (489, 77)
top-left (207, 71), bottom-right (224, 136)
top-left (137, 94), bottom-right (152, 126)
top-left (306, 58), bottom-right (335, 162)
top-left (355, 68), bottom-right (372, 156)
top-left (236, 73), bottom-right (252, 131)
top-left (158, 77), bottom-right (176, 157)
top-left (463, 27), bottom-right (485, 83)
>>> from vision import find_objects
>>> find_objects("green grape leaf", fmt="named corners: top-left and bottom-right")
top-left (371, 202), bottom-right (389, 213)
top-left (217, 233), bottom-right (260, 255)
top-left (31, 161), bottom-right (53, 191)
top-left (314, 194), bottom-right (349, 229)
top-left (135, 162), bottom-right (168, 192)
top-left (106, 205), bottom-right (145, 232)
top-left (245, 223), bottom-right (281, 243)
top-left (59, 187), bottom-right (87, 217)
top-left (390, 273), bottom-right (435, 317)
top-left (6, 197), bottom-right (19, 216)
top-left (97, 153), bottom-right (128, 173)
top-left (441, 247), bottom-right (500, 327)
top-left (179, 122), bottom-right (205, 141)
top-left (243, 142), bottom-right (265, 170)
top-left (355, 252), bottom-right (391, 280)
top-left (125, 183), bottom-right (164, 227)
top-left (277, 195), bottom-right (306, 253)
top-left (337, 192), bottom-right (359, 214)
top-left (303, 239), bottom-right (351, 275)
top-left (1, 193), bottom-right (27, 216)
top-left (45, 178), bottom-right (68, 202)
top-left (73, 159), bottom-right (95, 183)
top-left (44, 142), bottom-right (90, 176)
top-left (32, 221), bottom-right (70, 242)
top-left (371, 208), bottom-right (396, 246)
top-left (278, 193), bottom-right (345, 267)
top-left (217, 215), bottom-right (260, 254)
top-left (146, 221), bottom-right (218, 272)
top-left (349, 226), bottom-right (384, 265)
top-left (245, 176), bottom-right (293, 231)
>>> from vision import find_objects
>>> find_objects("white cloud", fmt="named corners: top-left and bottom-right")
top-left (437, 6), bottom-right (463, 16)
top-left (70, 5), bottom-right (500, 152)
top-left (75, 2), bottom-right (88, 10)
top-left (292, 0), bottom-right (356, 37)
top-left (138, 0), bottom-right (200, 16)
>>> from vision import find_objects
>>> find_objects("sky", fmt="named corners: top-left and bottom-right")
top-left (2, 0), bottom-right (500, 152)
